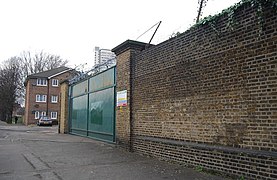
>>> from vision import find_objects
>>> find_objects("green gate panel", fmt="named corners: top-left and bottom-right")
top-left (71, 95), bottom-right (88, 135)
top-left (69, 66), bottom-right (116, 143)
top-left (88, 87), bottom-right (115, 141)
top-left (72, 80), bottom-right (88, 97)
top-left (89, 68), bottom-right (115, 92)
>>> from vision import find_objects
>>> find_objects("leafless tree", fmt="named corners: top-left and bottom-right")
top-left (20, 50), bottom-right (68, 77)
top-left (0, 57), bottom-right (22, 122)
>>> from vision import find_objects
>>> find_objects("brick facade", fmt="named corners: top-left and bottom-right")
top-left (24, 71), bottom-right (72, 125)
top-left (113, 40), bottom-right (148, 150)
top-left (113, 1), bottom-right (277, 179)
top-left (59, 81), bottom-right (69, 133)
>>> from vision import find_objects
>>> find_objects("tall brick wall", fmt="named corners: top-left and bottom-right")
top-left (113, 40), bottom-right (148, 150)
top-left (115, 50), bottom-right (132, 149)
top-left (114, 1), bottom-right (277, 179)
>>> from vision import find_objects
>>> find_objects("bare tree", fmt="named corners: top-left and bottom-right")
top-left (0, 57), bottom-right (22, 122)
top-left (20, 50), bottom-right (68, 77)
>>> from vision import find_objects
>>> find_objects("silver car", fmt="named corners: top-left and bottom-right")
top-left (37, 116), bottom-right (52, 126)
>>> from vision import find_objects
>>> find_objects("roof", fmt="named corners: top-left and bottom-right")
top-left (27, 66), bottom-right (71, 79)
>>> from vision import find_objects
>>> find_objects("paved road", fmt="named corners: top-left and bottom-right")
top-left (0, 121), bottom-right (226, 180)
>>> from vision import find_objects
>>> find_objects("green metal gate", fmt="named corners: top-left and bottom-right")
top-left (69, 67), bottom-right (116, 142)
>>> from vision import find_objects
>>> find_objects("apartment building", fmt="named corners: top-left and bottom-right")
top-left (94, 46), bottom-right (116, 66)
top-left (24, 67), bottom-right (73, 125)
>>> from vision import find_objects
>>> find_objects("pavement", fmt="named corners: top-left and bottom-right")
top-left (0, 120), bottom-right (227, 180)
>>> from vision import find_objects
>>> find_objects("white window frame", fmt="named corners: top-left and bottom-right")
top-left (41, 111), bottom-right (46, 117)
top-left (51, 112), bottom-right (57, 119)
top-left (51, 95), bottom-right (58, 103)
top-left (52, 79), bottom-right (59, 87)
top-left (35, 111), bottom-right (47, 119)
top-left (37, 79), bottom-right (47, 86)
top-left (35, 111), bottom-right (40, 119)
top-left (36, 94), bottom-right (47, 102)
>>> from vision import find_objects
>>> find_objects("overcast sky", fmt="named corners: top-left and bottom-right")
top-left (0, 0), bottom-right (240, 68)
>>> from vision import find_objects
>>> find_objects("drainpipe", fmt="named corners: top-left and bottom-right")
top-left (46, 79), bottom-right (50, 116)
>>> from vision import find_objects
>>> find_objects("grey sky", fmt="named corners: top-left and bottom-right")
top-left (0, 0), bottom-right (240, 67)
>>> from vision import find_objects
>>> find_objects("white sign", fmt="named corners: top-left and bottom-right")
top-left (117, 90), bottom-right (127, 107)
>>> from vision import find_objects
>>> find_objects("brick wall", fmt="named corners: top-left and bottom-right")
top-left (114, 1), bottom-right (277, 179)
top-left (59, 81), bottom-right (69, 133)
top-left (115, 50), bottom-right (132, 149)
top-left (113, 40), bottom-right (148, 150)
top-left (133, 138), bottom-right (277, 179)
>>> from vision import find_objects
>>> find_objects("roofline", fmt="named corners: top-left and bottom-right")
top-left (47, 69), bottom-right (72, 79)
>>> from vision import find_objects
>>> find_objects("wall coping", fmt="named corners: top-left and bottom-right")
top-left (112, 40), bottom-right (149, 56)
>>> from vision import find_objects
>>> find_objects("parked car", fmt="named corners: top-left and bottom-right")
top-left (37, 116), bottom-right (52, 126)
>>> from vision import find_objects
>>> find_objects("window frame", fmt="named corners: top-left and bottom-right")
top-left (51, 112), bottom-right (57, 119)
top-left (41, 111), bottom-right (46, 117)
top-left (36, 94), bottom-right (47, 102)
top-left (35, 111), bottom-right (40, 119)
top-left (51, 95), bottom-right (58, 103)
top-left (37, 79), bottom-right (47, 86)
top-left (52, 79), bottom-right (59, 87)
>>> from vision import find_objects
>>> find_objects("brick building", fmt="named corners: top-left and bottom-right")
top-left (24, 67), bottom-right (73, 125)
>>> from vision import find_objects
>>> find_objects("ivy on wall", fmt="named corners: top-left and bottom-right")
top-left (199, 0), bottom-right (276, 32)
top-left (170, 0), bottom-right (277, 38)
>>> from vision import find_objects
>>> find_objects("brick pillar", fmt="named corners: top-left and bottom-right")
top-left (112, 40), bottom-right (147, 151)
top-left (59, 80), bottom-right (69, 134)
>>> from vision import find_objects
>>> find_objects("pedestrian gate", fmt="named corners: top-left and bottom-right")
top-left (69, 67), bottom-right (116, 142)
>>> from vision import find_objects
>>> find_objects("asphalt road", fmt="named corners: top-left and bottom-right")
top-left (0, 121), bottom-right (226, 180)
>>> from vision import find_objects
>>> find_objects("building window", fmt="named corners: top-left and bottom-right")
top-left (52, 79), bottom-right (59, 87)
top-left (41, 111), bottom-right (46, 117)
top-left (35, 111), bottom-right (40, 119)
top-left (36, 94), bottom-right (47, 102)
top-left (51, 112), bottom-right (57, 119)
top-left (51, 95), bottom-right (58, 103)
top-left (37, 79), bottom-right (47, 86)
top-left (35, 111), bottom-right (46, 119)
